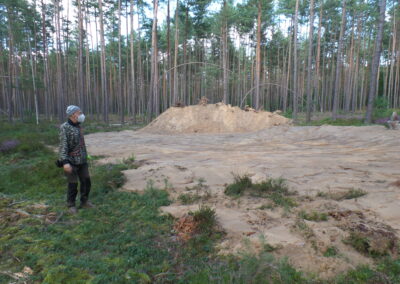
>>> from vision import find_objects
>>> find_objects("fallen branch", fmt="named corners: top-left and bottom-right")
top-left (8, 200), bottom-right (29, 207)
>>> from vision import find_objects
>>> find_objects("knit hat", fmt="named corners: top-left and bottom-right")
top-left (66, 105), bottom-right (81, 116)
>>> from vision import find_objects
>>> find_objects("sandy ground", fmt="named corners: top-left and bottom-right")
top-left (139, 103), bottom-right (291, 134)
top-left (86, 125), bottom-right (400, 278)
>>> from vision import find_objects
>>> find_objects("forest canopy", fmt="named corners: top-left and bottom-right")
top-left (0, 0), bottom-right (397, 123)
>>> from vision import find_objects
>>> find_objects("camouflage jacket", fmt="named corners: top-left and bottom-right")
top-left (58, 119), bottom-right (88, 165)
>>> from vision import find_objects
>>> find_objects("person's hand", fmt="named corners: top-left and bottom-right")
top-left (63, 163), bottom-right (73, 174)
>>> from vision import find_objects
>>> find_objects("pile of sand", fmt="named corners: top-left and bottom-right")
top-left (140, 103), bottom-right (291, 134)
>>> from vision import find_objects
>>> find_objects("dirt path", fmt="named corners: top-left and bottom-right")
top-left (86, 125), bottom-right (400, 278)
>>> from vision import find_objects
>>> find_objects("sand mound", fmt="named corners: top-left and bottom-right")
top-left (140, 103), bottom-right (291, 134)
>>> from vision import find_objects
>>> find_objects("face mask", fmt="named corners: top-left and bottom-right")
top-left (77, 114), bottom-right (85, 123)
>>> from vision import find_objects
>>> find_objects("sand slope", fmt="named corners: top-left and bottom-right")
top-left (139, 103), bottom-right (291, 134)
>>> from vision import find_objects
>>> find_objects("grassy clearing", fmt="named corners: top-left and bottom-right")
top-left (224, 174), bottom-right (297, 209)
top-left (1, 121), bottom-right (400, 283)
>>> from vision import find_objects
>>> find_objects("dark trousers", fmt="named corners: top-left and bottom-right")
top-left (65, 163), bottom-right (91, 207)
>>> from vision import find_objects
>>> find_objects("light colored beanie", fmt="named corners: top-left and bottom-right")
top-left (66, 105), bottom-right (81, 116)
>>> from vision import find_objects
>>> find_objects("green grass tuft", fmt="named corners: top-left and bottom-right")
top-left (323, 246), bottom-right (339, 257)
top-left (225, 175), bottom-right (297, 209)
top-left (224, 174), bottom-right (253, 196)
top-left (340, 188), bottom-right (367, 200)
top-left (298, 210), bottom-right (328, 222)
top-left (191, 206), bottom-right (217, 236)
top-left (316, 188), bottom-right (367, 201)
top-left (178, 193), bottom-right (202, 204)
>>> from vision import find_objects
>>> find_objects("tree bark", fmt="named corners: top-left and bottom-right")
top-left (365, 0), bottom-right (386, 123)
top-left (173, 0), bottom-right (179, 105)
top-left (306, 0), bottom-right (315, 122)
top-left (222, 0), bottom-right (229, 104)
top-left (147, 0), bottom-right (159, 120)
top-left (332, 0), bottom-right (346, 120)
top-left (253, 0), bottom-right (262, 110)
top-left (292, 0), bottom-right (299, 119)
top-left (98, 0), bottom-right (108, 122)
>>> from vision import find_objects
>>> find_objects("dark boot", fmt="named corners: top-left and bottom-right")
top-left (68, 206), bottom-right (78, 214)
top-left (67, 183), bottom-right (78, 208)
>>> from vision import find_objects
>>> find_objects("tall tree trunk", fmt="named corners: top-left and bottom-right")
top-left (77, 0), bottom-right (85, 109)
top-left (167, 0), bottom-right (171, 107)
top-left (387, 10), bottom-right (397, 107)
top-left (147, 0), bottom-right (159, 120)
top-left (173, 0), bottom-right (179, 105)
top-left (98, 0), bottom-right (108, 122)
top-left (222, 0), bottom-right (229, 104)
top-left (365, 0), bottom-right (386, 123)
top-left (54, 0), bottom-right (64, 121)
top-left (41, 0), bottom-right (50, 119)
top-left (130, 0), bottom-right (136, 122)
top-left (306, 0), bottom-right (315, 122)
top-left (254, 0), bottom-right (262, 109)
top-left (118, 0), bottom-right (124, 123)
top-left (27, 33), bottom-right (39, 124)
top-left (292, 0), bottom-right (299, 119)
top-left (345, 19), bottom-right (355, 112)
top-left (182, 7), bottom-right (188, 104)
top-left (332, 0), bottom-right (346, 120)
top-left (314, 3), bottom-right (322, 112)
top-left (284, 18), bottom-right (293, 113)
top-left (85, 1), bottom-right (92, 114)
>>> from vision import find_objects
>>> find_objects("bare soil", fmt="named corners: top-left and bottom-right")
top-left (139, 103), bottom-right (291, 134)
top-left (86, 115), bottom-right (400, 278)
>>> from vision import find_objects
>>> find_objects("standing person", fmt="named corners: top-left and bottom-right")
top-left (58, 105), bottom-right (94, 214)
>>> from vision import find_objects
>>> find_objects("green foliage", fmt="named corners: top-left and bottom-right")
top-left (224, 174), bottom-right (297, 209)
top-left (373, 107), bottom-right (400, 120)
top-left (191, 206), bottom-right (217, 236)
top-left (374, 96), bottom-right (389, 110)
